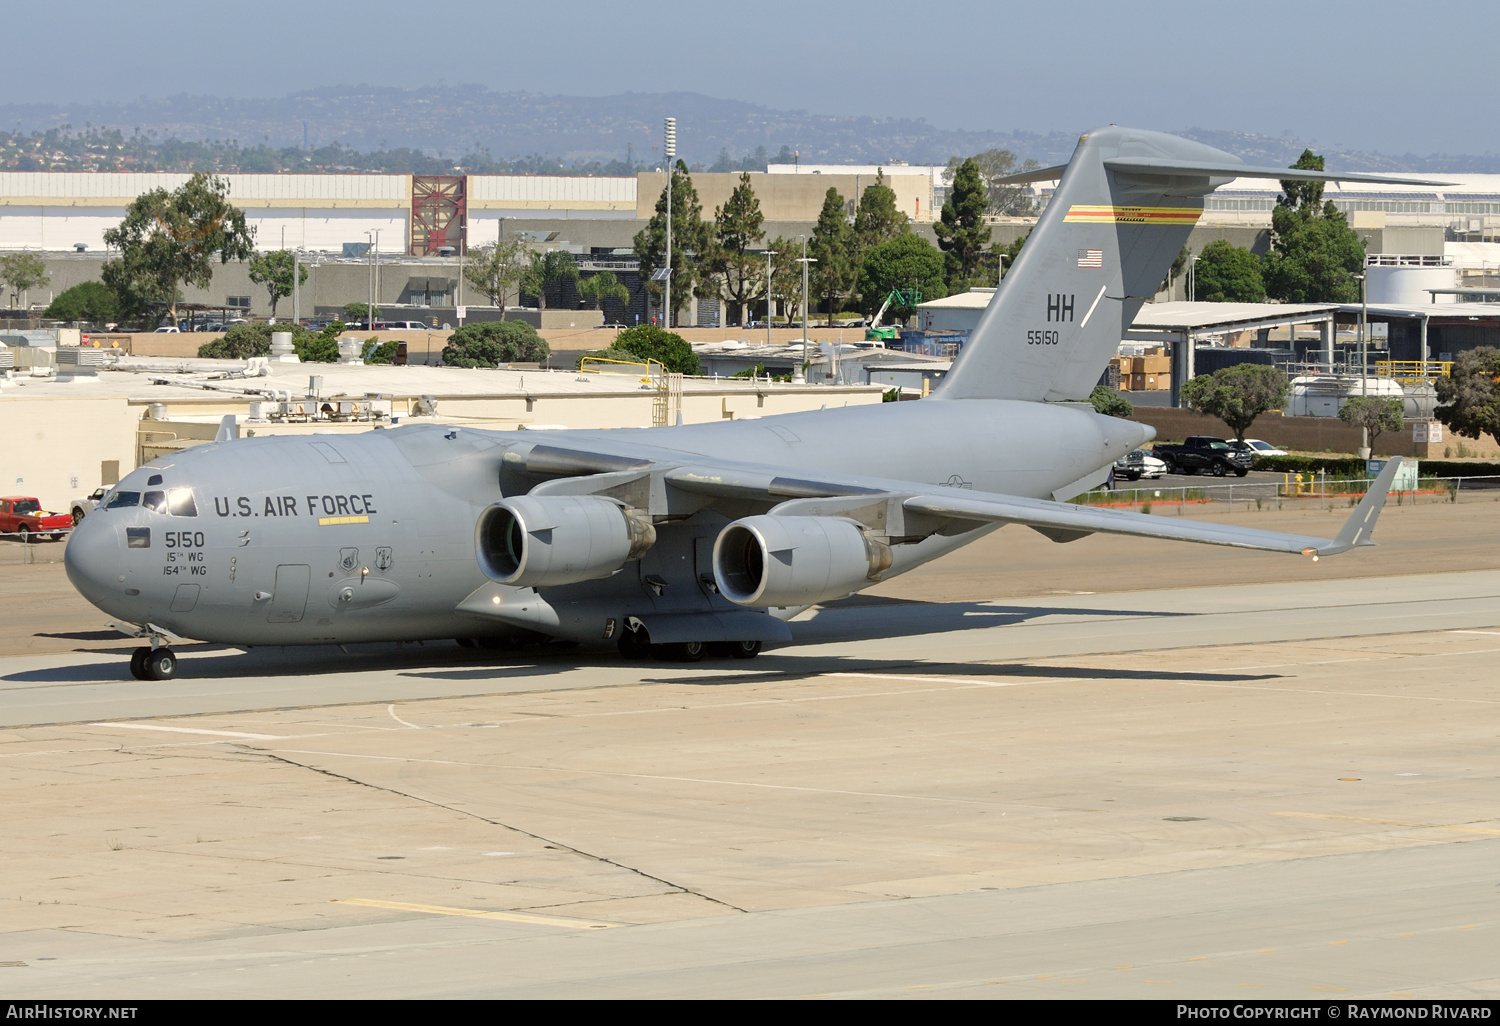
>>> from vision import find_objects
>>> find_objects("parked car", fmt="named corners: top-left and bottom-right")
top-left (376, 321), bottom-right (433, 330)
top-left (0, 496), bottom-right (72, 541)
top-left (1233, 439), bottom-right (1289, 457)
top-left (1152, 436), bottom-right (1253, 477)
top-left (153, 326), bottom-right (180, 333)
top-left (1113, 449), bottom-right (1167, 481)
top-left (70, 486), bottom-right (111, 524)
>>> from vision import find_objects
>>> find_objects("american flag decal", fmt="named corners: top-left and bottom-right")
top-left (1077, 249), bottom-right (1103, 268)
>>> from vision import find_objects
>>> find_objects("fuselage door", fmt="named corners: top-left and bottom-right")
top-left (267, 564), bottom-right (312, 623)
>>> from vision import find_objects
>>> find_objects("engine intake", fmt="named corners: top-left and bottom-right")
top-left (477, 495), bottom-right (655, 588)
top-left (713, 515), bottom-right (892, 608)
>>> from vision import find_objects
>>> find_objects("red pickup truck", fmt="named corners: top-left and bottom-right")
top-left (0, 496), bottom-right (72, 542)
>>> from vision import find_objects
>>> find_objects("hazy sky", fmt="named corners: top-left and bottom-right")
top-left (12, 0), bottom-right (1497, 155)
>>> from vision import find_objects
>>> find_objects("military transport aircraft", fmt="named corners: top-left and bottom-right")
top-left (65, 127), bottom-right (1438, 680)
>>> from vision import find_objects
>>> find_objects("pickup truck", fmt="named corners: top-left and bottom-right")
top-left (0, 496), bottom-right (72, 541)
top-left (1152, 436), bottom-right (1253, 477)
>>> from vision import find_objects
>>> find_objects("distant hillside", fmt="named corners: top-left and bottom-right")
top-left (0, 88), bottom-right (1495, 174)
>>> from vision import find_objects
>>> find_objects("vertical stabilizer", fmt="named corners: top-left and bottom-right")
top-left (932, 127), bottom-right (1236, 402)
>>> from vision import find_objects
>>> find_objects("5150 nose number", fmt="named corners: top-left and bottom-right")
top-left (164, 531), bottom-right (206, 549)
top-left (1027, 330), bottom-right (1060, 345)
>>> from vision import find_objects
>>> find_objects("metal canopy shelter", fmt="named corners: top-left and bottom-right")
top-left (1123, 302), bottom-right (1340, 407)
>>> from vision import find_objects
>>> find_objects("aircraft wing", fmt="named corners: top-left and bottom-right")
top-left (900, 457), bottom-right (1405, 558)
top-left (531, 441), bottom-right (1404, 560)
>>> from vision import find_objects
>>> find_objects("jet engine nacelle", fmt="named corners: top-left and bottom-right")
top-left (477, 495), bottom-right (656, 588)
top-left (713, 515), bottom-right (893, 608)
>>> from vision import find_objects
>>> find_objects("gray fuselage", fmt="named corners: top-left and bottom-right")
top-left (64, 398), bottom-right (1149, 647)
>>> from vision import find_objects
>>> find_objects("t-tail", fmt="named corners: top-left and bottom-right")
top-left (931, 127), bottom-right (1450, 403)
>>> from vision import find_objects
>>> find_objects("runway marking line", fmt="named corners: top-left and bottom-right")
top-left (332, 898), bottom-right (617, 930)
top-left (1449, 630), bottom-right (1500, 636)
top-left (91, 722), bottom-right (285, 740)
top-left (1277, 811), bottom-right (1500, 836)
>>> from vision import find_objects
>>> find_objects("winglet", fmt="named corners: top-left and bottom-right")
top-left (1317, 458), bottom-right (1406, 556)
top-left (214, 414), bottom-right (238, 443)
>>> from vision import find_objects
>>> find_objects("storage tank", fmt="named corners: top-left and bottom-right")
top-left (1366, 265), bottom-right (1457, 305)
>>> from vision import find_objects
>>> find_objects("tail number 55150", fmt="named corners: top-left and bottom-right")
top-left (1027, 330), bottom-right (1060, 345)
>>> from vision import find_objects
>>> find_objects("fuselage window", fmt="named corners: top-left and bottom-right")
top-left (167, 488), bottom-right (198, 517)
top-left (143, 491), bottom-right (169, 514)
top-left (105, 491), bottom-right (141, 510)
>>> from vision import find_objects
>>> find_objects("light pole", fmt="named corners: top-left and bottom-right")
top-left (664, 117), bottom-right (676, 329)
top-left (293, 250), bottom-right (301, 325)
top-left (1355, 270), bottom-right (1369, 458)
top-left (764, 249), bottom-right (777, 348)
top-left (796, 236), bottom-right (816, 382)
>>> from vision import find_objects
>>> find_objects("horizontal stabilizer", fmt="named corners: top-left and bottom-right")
top-left (996, 159), bottom-right (1451, 188)
top-left (1101, 158), bottom-right (1452, 187)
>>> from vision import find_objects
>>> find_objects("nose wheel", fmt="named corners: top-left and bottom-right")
top-left (129, 646), bottom-right (178, 681)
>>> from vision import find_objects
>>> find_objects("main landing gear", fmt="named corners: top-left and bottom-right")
top-left (616, 620), bottom-right (761, 662)
top-left (129, 645), bottom-right (177, 681)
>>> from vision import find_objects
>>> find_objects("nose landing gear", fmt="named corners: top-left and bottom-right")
top-left (111, 621), bottom-right (182, 681)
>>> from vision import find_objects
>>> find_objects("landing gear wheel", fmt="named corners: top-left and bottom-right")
top-left (617, 623), bottom-right (652, 659)
top-left (667, 640), bottom-right (706, 662)
top-left (143, 648), bottom-right (177, 681)
top-left (129, 647), bottom-right (150, 681)
top-left (730, 640), bottom-right (761, 659)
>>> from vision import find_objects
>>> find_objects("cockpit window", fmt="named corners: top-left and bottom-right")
top-left (167, 488), bottom-right (198, 517)
top-left (105, 491), bottom-right (140, 510)
top-left (143, 491), bottom-right (169, 514)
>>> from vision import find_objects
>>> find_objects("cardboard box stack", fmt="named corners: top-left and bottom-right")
top-left (1115, 348), bottom-right (1171, 391)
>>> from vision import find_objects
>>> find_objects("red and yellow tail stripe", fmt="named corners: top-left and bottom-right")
top-left (1064, 205), bottom-right (1202, 225)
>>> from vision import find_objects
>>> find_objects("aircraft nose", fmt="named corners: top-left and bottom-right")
top-left (64, 515), bottom-right (122, 608)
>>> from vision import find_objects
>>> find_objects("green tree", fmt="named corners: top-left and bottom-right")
top-left (101, 172), bottom-right (255, 325)
top-left (364, 339), bottom-right (401, 364)
top-left (1180, 364), bottom-right (1291, 442)
top-left (43, 281), bottom-right (119, 324)
top-left (1089, 384), bottom-right (1133, 418)
top-left (945, 149), bottom-right (1042, 216)
top-left (852, 170), bottom-right (908, 256)
top-left (1261, 150), bottom-right (1365, 304)
top-left (342, 302), bottom-right (380, 324)
top-left (463, 236), bottom-right (531, 315)
top-left (711, 172), bottom-right (767, 325)
top-left (520, 250), bottom-right (579, 310)
top-left (1338, 395), bottom-right (1404, 452)
top-left (1192, 240), bottom-right (1265, 302)
top-left (578, 270), bottom-right (629, 311)
top-left (596, 324), bottom-right (699, 374)
top-left (810, 187), bottom-right (856, 325)
top-left (246, 249), bottom-right (308, 318)
top-left (441, 320), bottom-right (550, 368)
top-left (994, 229), bottom-right (1028, 279)
top-left (633, 160), bottom-right (715, 323)
top-left (196, 322), bottom-right (308, 360)
top-left (1434, 346), bottom-right (1500, 447)
top-left (0, 252), bottom-right (49, 308)
top-left (766, 239), bottom-right (807, 324)
top-left (858, 234), bottom-right (946, 321)
top-left (294, 322), bottom-right (344, 363)
top-left (934, 158), bottom-right (992, 290)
